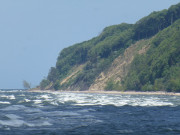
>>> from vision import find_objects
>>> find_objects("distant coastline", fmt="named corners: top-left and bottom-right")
top-left (29, 89), bottom-right (180, 96)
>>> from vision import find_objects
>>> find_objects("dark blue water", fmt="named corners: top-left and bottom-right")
top-left (0, 90), bottom-right (180, 135)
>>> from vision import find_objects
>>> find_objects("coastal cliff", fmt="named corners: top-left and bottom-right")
top-left (39, 3), bottom-right (180, 92)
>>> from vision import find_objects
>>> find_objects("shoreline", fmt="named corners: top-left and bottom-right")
top-left (28, 89), bottom-right (180, 96)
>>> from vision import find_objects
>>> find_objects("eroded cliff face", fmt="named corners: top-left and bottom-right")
top-left (46, 38), bottom-right (152, 91)
top-left (39, 3), bottom-right (180, 91)
top-left (88, 39), bottom-right (151, 90)
top-left (58, 64), bottom-right (86, 90)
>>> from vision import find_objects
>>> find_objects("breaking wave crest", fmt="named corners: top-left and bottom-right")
top-left (32, 92), bottom-right (179, 107)
top-left (0, 90), bottom-right (180, 135)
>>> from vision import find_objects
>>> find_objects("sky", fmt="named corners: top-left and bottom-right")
top-left (0, 0), bottom-right (180, 89)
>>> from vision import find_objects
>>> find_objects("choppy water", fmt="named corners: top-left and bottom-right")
top-left (0, 90), bottom-right (180, 135)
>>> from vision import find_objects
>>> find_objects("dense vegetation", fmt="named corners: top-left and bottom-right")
top-left (123, 20), bottom-right (180, 92)
top-left (39, 3), bottom-right (180, 92)
top-left (43, 23), bottom-right (134, 90)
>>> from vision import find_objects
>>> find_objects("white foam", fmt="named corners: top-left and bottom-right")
top-left (51, 92), bottom-right (177, 107)
top-left (0, 101), bottom-right (11, 104)
top-left (50, 101), bottom-right (59, 106)
top-left (33, 99), bottom-right (42, 104)
top-left (40, 94), bottom-right (52, 99)
top-left (32, 94), bottom-right (55, 105)
top-left (18, 98), bottom-right (31, 103)
top-left (24, 99), bottom-right (31, 102)
top-left (0, 95), bottom-right (15, 100)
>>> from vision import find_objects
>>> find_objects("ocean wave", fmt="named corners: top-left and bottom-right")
top-left (48, 92), bottom-right (179, 107)
top-left (1, 105), bottom-right (27, 111)
top-left (0, 114), bottom-right (25, 127)
top-left (0, 114), bottom-right (52, 128)
top-left (33, 99), bottom-right (42, 104)
top-left (0, 95), bottom-right (15, 100)
top-left (0, 101), bottom-right (11, 104)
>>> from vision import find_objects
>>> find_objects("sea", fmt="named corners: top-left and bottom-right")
top-left (0, 89), bottom-right (180, 135)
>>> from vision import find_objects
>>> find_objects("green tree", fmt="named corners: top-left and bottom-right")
top-left (40, 79), bottom-right (50, 90)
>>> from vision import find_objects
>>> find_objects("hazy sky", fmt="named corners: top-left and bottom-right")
top-left (0, 0), bottom-right (180, 89)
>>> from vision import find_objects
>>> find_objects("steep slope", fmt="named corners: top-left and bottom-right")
top-left (89, 39), bottom-right (152, 90)
top-left (39, 3), bottom-right (180, 91)
top-left (123, 19), bottom-right (180, 92)
top-left (41, 23), bottom-right (134, 90)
